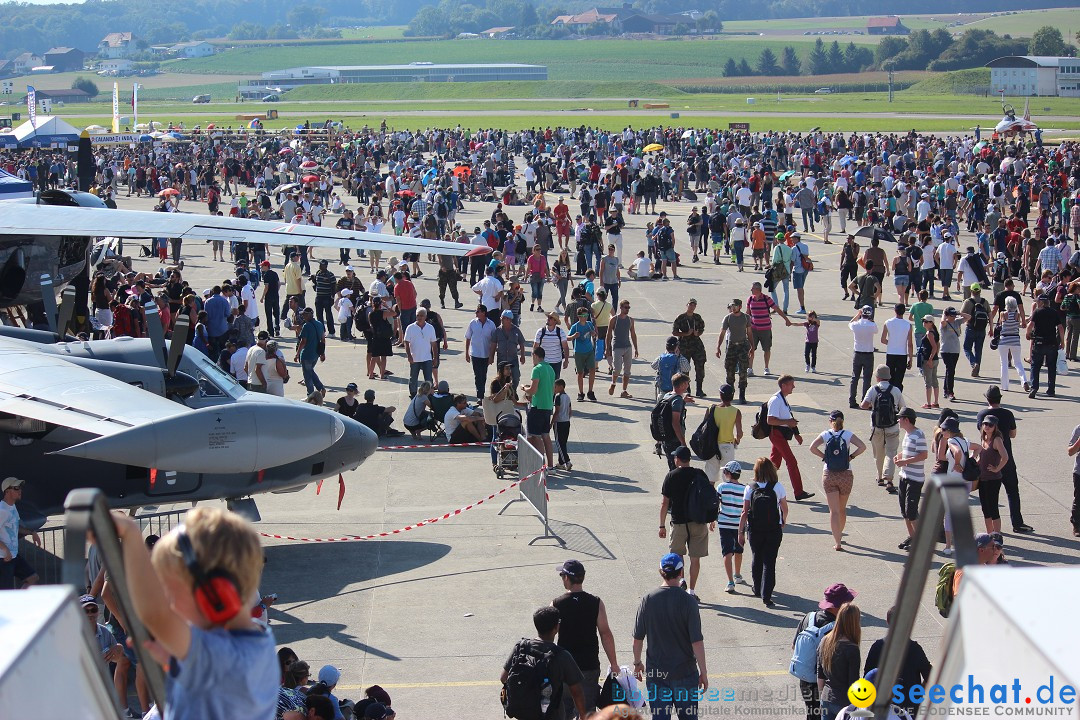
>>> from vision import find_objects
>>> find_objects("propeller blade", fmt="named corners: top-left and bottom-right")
top-left (57, 287), bottom-right (77, 336)
top-left (39, 274), bottom-right (58, 334)
top-left (143, 302), bottom-right (167, 370)
top-left (167, 314), bottom-right (189, 377)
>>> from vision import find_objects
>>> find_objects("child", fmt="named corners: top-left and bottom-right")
top-left (716, 460), bottom-right (746, 594)
top-left (552, 378), bottom-right (572, 471)
top-left (113, 507), bottom-right (278, 719)
top-left (335, 288), bottom-right (355, 342)
top-left (797, 311), bottom-right (820, 373)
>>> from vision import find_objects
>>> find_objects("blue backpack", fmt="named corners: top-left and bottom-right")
top-left (655, 353), bottom-right (680, 393)
top-left (790, 612), bottom-right (835, 683)
top-left (823, 431), bottom-right (850, 472)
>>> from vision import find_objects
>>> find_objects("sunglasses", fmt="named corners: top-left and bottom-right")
top-left (84, 607), bottom-right (99, 615)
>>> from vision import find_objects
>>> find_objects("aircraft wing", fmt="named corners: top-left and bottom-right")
top-left (0, 341), bottom-right (187, 437)
top-left (0, 202), bottom-right (483, 256)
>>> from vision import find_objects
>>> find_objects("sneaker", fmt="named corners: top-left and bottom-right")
top-left (577, 393), bottom-right (585, 402)
top-left (1023, 382), bottom-right (1031, 393)
top-left (587, 391), bottom-right (597, 402)
top-left (811, 367), bottom-right (817, 373)
top-left (942, 547), bottom-right (954, 557)
top-left (805, 364), bottom-right (811, 373)
top-left (1028, 388), bottom-right (1037, 399)
top-left (726, 581), bottom-right (736, 593)
top-left (609, 383), bottom-right (616, 395)
top-left (1013, 524), bottom-right (1034, 533)
top-left (794, 491), bottom-right (815, 501)
top-left (679, 579), bottom-right (687, 591)
top-left (763, 367), bottom-right (771, 376)
top-left (898, 537), bottom-right (912, 550)
top-left (687, 588), bottom-right (696, 597)
top-left (564, 462), bottom-right (572, 472)
top-left (972, 363), bottom-right (980, 377)
top-left (747, 367), bottom-right (755, 377)
top-left (763, 598), bottom-right (776, 608)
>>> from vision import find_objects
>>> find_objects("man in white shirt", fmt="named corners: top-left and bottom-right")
top-left (766, 375), bottom-right (813, 502)
top-left (935, 234), bottom-right (958, 301)
top-left (472, 266), bottom-right (504, 313)
top-left (916, 194), bottom-right (931, 222)
top-left (849, 305), bottom-right (878, 408)
top-left (955, 246), bottom-right (986, 300)
top-left (245, 332), bottom-right (270, 392)
top-left (880, 303), bottom-right (914, 391)
top-left (630, 250), bottom-right (652, 280)
top-left (0, 477), bottom-right (40, 589)
top-left (404, 308), bottom-right (438, 397)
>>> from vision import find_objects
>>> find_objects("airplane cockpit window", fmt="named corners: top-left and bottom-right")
top-left (195, 357), bottom-right (244, 400)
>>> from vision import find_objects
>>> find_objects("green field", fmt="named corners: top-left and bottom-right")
top-left (282, 81), bottom-right (685, 101)
top-left (960, 7), bottom-right (1080, 36)
top-left (338, 26), bottom-right (408, 40)
top-left (722, 14), bottom-right (953, 33)
top-left (165, 37), bottom-right (874, 82)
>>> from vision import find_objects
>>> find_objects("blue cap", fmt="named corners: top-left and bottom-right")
top-left (660, 553), bottom-right (684, 572)
top-left (723, 461), bottom-right (742, 476)
top-left (318, 665), bottom-right (341, 686)
top-left (501, 309), bottom-right (514, 319)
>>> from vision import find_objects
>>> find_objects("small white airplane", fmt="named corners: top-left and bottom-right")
top-left (994, 98), bottom-right (1039, 137)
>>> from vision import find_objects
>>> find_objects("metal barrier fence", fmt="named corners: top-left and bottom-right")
top-left (506, 433), bottom-right (555, 542)
top-left (20, 508), bottom-right (187, 586)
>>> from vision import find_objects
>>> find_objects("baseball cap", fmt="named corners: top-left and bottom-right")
top-left (980, 414), bottom-right (999, 428)
top-left (501, 310), bottom-right (514, 319)
top-left (666, 336), bottom-right (679, 349)
top-left (660, 553), bottom-right (684, 572)
top-left (975, 532), bottom-right (999, 549)
top-left (364, 389), bottom-right (376, 401)
top-left (437, 380), bottom-right (450, 394)
top-left (819, 583), bottom-right (857, 610)
top-left (1038, 294), bottom-right (1050, 303)
top-left (723, 460), bottom-right (742, 477)
top-left (318, 665), bottom-right (341, 686)
top-left (673, 446), bottom-right (692, 462)
top-left (876, 364), bottom-right (891, 380)
top-left (345, 265), bottom-right (354, 272)
top-left (944, 307), bottom-right (958, 316)
top-left (2, 477), bottom-right (24, 492)
top-left (341, 288), bottom-right (353, 297)
top-left (346, 382), bottom-right (359, 392)
top-left (939, 417), bottom-right (961, 433)
top-left (829, 410), bottom-right (845, 421)
top-left (301, 306), bottom-right (314, 315)
top-left (861, 305), bottom-right (874, 317)
top-left (970, 283), bottom-right (982, 293)
top-left (260, 260), bottom-right (271, 267)
top-left (319, 259), bottom-right (329, 267)
top-left (79, 594), bottom-right (99, 609)
top-left (257, 330), bottom-right (270, 340)
top-left (897, 407), bottom-right (918, 423)
top-left (557, 559), bottom-right (586, 577)
top-left (719, 383), bottom-right (734, 400)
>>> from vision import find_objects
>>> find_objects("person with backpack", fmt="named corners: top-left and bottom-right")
top-left (860, 365), bottom-right (906, 496)
top-left (533, 312), bottom-right (571, 381)
top-left (500, 606), bottom-right (587, 720)
top-left (701, 384), bottom-right (743, 483)
top-left (631, 553), bottom-right (707, 720)
top-left (790, 583), bottom-right (857, 720)
top-left (935, 416), bottom-right (971, 556)
top-left (816, 602), bottom-right (863, 720)
top-left (960, 283), bottom-right (991, 377)
top-left (659, 446), bottom-right (716, 600)
top-left (809, 410), bottom-right (867, 551)
top-left (766, 375), bottom-right (814, 502)
top-left (738, 455), bottom-right (789, 608)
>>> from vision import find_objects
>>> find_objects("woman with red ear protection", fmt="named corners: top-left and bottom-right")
top-left (113, 507), bottom-right (279, 719)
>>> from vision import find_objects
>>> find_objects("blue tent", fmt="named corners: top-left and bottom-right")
top-left (0, 170), bottom-right (33, 199)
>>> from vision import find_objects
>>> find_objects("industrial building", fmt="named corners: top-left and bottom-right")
top-left (238, 63), bottom-right (548, 98)
top-left (987, 55), bottom-right (1080, 97)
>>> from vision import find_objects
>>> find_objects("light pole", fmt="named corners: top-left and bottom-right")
top-left (886, 61), bottom-right (895, 103)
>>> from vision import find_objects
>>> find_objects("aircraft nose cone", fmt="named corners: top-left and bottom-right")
top-left (338, 417), bottom-right (378, 468)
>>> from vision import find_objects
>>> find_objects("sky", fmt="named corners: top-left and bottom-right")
top-left (0, 0), bottom-right (86, 4)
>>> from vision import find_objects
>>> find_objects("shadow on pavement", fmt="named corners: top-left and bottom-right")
top-left (547, 518), bottom-right (617, 559)
top-left (548, 469), bottom-right (647, 494)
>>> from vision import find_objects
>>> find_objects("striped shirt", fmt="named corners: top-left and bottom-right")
top-left (899, 428), bottom-right (928, 483)
top-left (716, 481), bottom-right (745, 530)
top-left (745, 294), bottom-right (776, 331)
top-left (999, 310), bottom-right (1022, 347)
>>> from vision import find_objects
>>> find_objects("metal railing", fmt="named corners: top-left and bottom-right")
top-left (870, 472), bottom-right (977, 720)
top-left (62, 489), bottom-right (169, 716)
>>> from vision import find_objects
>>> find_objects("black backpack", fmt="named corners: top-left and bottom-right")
top-left (871, 384), bottom-right (898, 429)
top-left (656, 226), bottom-right (674, 251)
top-left (970, 300), bottom-right (990, 333)
top-left (689, 405), bottom-right (719, 461)
top-left (748, 480), bottom-right (781, 534)
top-left (650, 395), bottom-right (677, 442)
top-left (502, 639), bottom-right (556, 720)
top-left (751, 401), bottom-right (771, 440)
top-left (685, 470), bottom-right (721, 524)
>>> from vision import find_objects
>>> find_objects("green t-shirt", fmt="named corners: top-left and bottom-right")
top-left (910, 302), bottom-right (934, 332)
top-left (530, 362), bottom-right (556, 411)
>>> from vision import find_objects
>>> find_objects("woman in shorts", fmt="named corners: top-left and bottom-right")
top-left (809, 410), bottom-right (867, 551)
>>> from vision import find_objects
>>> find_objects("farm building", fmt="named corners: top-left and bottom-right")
top-left (866, 17), bottom-right (909, 35)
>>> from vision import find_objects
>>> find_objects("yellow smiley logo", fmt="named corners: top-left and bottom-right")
top-left (848, 678), bottom-right (876, 708)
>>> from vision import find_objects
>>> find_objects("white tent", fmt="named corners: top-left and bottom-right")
top-left (0, 170), bottom-right (33, 199)
top-left (11, 115), bottom-right (80, 149)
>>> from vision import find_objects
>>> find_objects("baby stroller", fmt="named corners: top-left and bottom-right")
top-left (493, 411), bottom-right (522, 479)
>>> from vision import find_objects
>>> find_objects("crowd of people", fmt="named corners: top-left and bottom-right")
top-left (4, 119), bottom-right (1080, 720)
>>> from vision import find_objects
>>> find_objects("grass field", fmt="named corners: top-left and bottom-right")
top-left (722, 14), bottom-right (955, 33)
top-left (959, 7), bottom-right (1080, 36)
top-left (338, 26), bottom-right (408, 40)
top-left (164, 37), bottom-right (874, 82)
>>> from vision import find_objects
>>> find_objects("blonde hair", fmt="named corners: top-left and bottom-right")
top-left (819, 602), bottom-right (862, 675)
top-left (153, 507), bottom-right (263, 605)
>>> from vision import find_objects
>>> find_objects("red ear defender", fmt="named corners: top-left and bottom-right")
top-left (175, 527), bottom-right (242, 625)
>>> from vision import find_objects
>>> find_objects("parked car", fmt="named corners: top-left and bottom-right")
top-left (814, 87), bottom-right (833, 94)
top-left (192, 94), bottom-right (211, 104)
top-left (262, 94), bottom-right (280, 102)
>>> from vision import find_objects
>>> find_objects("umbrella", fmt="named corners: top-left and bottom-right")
top-left (396, 189), bottom-right (416, 197)
top-left (839, 155), bottom-right (857, 166)
top-left (83, 124), bottom-right (107, 134)
top-left (300, 160), bottom-right (318, 169)
top-left (278, 147), bottom-right (294, 155)
top-left (134, 123), bottom-right (149, 132)
top-left (778, 170), bottom-right (798, 183)
top-left (452, 165), bottom-right (471, 177)
top-left (682, 189), bottom-right (698, 202)
top-left (275, 183), bottom-right (299, 195)
top-left (301, 174), bottom-right (319, 183)
top-left (854, 226), bottom-right (896, 244)
top-left (150, 131), bottom-right (164, 139)
top-left (160, 136), bottom-right (180, 143)
top-left (138, 134), bottom-right (152, 142)
top-left (974, 141), bottom-right (987, 151)
top-left (159, 188), bottom-right (180, 197)
top-left (681, 130), bottom-right (694, 139)
top-left (643, 143), bottom-right (664, 153)
top-left (615, 154), bottom-right (629, 165)
top-left (206, 123), bottom-right (216, 130)
top-left (248, 119), bottom-right (260, 129)
top-left (167, 132), bottom-right (183, 140)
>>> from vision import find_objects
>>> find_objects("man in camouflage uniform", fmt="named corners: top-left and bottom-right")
top-left (715, 298), bottom-right (752, 405)
top-left (672, 298), bottom-right (707, 398)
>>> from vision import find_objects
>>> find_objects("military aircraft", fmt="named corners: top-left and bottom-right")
top-left (0, 297), bottom-right (378, 527)
top-left (994, 99), bottom-right (1039, 137)
top-left (0, 187), bottom-right (488, 310)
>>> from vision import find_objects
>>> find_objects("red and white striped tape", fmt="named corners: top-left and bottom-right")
top-left (259, 466), bottom-right (547, 543)
top-left (377, 441), bottom-right (490, 451)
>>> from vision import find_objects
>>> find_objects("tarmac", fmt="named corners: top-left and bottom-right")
top-left (112, 177), bottom-right (1080, 717)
